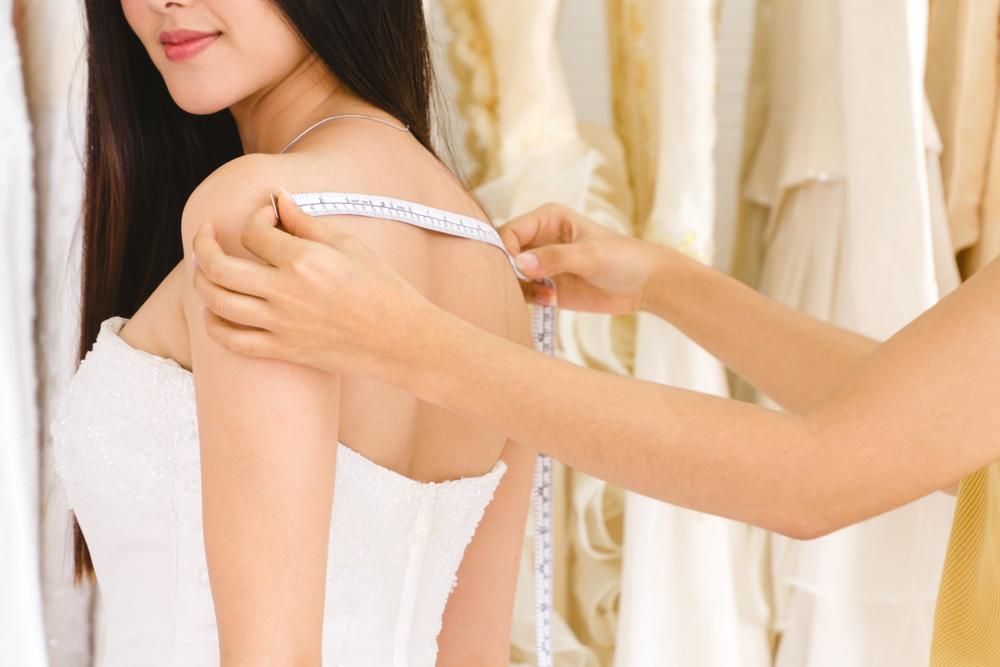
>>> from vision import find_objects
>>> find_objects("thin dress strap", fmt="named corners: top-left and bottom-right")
top-left (278, 114), bottom-right (410, 155)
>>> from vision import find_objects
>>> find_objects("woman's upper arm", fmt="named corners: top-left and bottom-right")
top-left (806, 260), bottom-right (1000, 533)
top-left (437, 287), bottom-right (536, 665)
top-left (180, 161), bottom-right (342, 661)
top-left (436, 439), bottom-right (535, 666)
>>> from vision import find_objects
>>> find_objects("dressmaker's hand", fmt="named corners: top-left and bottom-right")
top-left (499, 204), bottom-right (665, 315)
top-left (191, 190), bottom-right (437, 379)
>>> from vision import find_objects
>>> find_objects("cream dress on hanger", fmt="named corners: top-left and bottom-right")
top-left (734, 1), bottom-right (959, 665)
top-left (607, 2), bottom-right (773, 666)
top-left (926, 0), bottom-right (1000, 279)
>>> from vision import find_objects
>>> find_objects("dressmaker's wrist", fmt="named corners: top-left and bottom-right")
top-left (638, 245), bottom-right (677, 316)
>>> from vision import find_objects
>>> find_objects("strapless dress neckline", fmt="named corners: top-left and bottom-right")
top-left (102, 316), bottom-right (506, 486)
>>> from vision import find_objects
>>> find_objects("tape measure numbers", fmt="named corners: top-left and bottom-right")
top-left (291, 191), bottom-right (557, 667)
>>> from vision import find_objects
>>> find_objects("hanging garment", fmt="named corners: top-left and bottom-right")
top-left (734, 1), bottom-right (959, 665)
top-left (606, 2), bottom-right (774, 666)
top-left (19, 0), bottom-right (95, 663)
top-left (926, 0), bottom-right (1000, 279)
top-left (0, 2), bottom-right (47, 664)
top-left (715, 0), bottom-right (761, 274)
top-left (434, 1), bottom-right (633, 663)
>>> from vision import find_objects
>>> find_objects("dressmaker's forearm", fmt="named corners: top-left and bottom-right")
top-left (642, 249), bottom-right (878, 413)
top-left (396, 308), bottom-right (853, 537)
top-left (397, 305), bottom-right (982, 538)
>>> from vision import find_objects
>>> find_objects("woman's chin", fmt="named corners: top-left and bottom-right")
top-left (165, 84), bottom-right (234, 116)
top-left (173, 98), bottom-right (229, 116)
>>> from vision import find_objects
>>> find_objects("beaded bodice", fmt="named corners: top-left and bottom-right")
top-left (51, 317), bottom-right (505, 667)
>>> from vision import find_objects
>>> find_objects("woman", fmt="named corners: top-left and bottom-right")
top-left (51, 1), bottom-right (537, 665)
top-left (193, 203), bottom-right (1000, 665)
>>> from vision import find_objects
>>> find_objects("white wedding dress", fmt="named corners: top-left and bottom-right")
top-left (51, 195), bottom-right (518, 667)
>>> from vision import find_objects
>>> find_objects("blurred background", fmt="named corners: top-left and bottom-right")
top-left (3, 0), bottom-right (996, 665)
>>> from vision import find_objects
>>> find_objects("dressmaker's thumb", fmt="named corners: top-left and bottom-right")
top-left (274, 187), bottom-right (311, 231)
top-left (514, 243), bottom-right (591, 280)
top-left (275, 194), bottom-right (351, 249)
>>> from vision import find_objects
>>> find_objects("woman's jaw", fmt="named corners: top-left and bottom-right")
top-left (121, 0), bottom-right (313, 118)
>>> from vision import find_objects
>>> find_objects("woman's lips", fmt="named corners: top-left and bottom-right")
top-left (159, 29), bottom-right (221, 62)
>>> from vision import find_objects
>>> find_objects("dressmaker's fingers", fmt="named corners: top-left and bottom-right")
top-left (498, 204), bottom-right (580, 256)
top-left (522, 281), bottom-right (557, 307)
top-left (203, 310), bottom-right (277, 360)
top-left (273, 191), bottom-right (377, 262)
top-left (193, 223), bottom-right (276, 298)
top-left (278, 205), bottom-right (358, 251)
top-left (194, 267), bottom-right (273, 330)
top-left (240, 203), bottom-right (307, 268)
top-left (512, 242), bottom-right (602, 281)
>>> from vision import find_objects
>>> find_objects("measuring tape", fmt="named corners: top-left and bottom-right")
top-left (292, 191), bottom-right (556, 667)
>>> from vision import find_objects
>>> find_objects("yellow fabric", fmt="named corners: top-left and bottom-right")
top-left (931, 462), bottom-right (1000, 666)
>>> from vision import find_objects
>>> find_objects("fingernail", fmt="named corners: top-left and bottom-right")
top-left (279, 185), bottom-right (292, 199)
top-left (536, 289), bottom-right (557, 308)
top-left (515, 252), bottom-right (539, 271)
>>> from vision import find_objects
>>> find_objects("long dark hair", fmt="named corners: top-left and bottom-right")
top-left (75, 0), bottom-right (436, 581)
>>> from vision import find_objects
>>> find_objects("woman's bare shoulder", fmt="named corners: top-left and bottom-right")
top-left (183, 123), bottom-right (475, 232)
top-left (180, 153), bottom-right (295, 257)
top-left (179, 140), bottom-right (530, 343)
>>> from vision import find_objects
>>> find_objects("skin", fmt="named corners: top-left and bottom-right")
top-left (193, 202), bottom-right (1000, 541)
top-left (120, 1), bottom-right (534, 665)
top-left (12, 0), bottom-right (24, 41)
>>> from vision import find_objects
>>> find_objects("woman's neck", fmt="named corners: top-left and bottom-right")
top-left (229, 54), bottom-right (373, 155)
